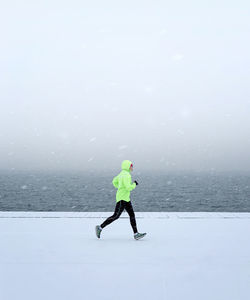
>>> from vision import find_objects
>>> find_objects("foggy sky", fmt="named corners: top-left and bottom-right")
top-left (1, 0), bottom-right (250, 172)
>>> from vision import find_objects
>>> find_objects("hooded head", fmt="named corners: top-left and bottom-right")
top-left (121, 160), bottom-right (133, 172)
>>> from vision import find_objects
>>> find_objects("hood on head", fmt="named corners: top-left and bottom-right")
top-left (121, 160), bottom-right (133, 172)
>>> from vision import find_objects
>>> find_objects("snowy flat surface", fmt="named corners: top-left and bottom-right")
top-left (0, 212), bottom-right (250, 300)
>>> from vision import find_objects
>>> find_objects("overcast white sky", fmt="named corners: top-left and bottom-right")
top-left (0, 0), bottom-right (249, 172)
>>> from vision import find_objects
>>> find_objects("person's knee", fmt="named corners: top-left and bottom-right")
top-left (129, 213), bottom-right (135, 220)
top-left (112, 213), bottom-right (121, 220)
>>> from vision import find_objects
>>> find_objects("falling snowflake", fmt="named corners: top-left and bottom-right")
top-left (172, 54), bottom-right (184, 61)
top-left (177, 129), bottom-right (185, 135)
top-left (118, 145), bottom-right (128, 150)
top-left (109, 82), bottom-right (118, 87)
top-left (159, 29), bottom-right (167, 36)
top-left (145, 86), bottom-right (153, 93)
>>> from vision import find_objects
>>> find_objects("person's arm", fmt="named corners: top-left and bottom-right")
top-left (123, 175), bottom-right (136, 191)
top-left (112, 176), bottom-right (119, 188)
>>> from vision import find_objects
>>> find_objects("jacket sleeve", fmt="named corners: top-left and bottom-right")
top-left (112, 176), bottom-right (119, 188)
top-left (123, 175), bottom-right (136, 191)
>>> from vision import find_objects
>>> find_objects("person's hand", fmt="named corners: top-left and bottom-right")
top-left (134, 180), bottom-right (138, 186)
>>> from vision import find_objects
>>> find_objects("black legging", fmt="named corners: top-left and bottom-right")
top-left (101, 200), bottom-right (138, 234)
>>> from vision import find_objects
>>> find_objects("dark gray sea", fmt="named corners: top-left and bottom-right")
top-left (0, 170), bottom-right (249, 212)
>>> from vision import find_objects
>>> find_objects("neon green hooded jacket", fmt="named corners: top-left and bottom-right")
top-left (112, 160), bottom-right (136, 202)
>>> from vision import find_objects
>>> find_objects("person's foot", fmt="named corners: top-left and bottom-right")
top-left (95, 225), bottom-right (102, 238)
top-left (134, 232), bottom-right (147, 240)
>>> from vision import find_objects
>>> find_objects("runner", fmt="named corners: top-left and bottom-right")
top-left (95, 160), bottom-right (146, 240)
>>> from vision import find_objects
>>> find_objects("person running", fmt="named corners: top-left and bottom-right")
top-left (95, 160), bottom-right (146, 240)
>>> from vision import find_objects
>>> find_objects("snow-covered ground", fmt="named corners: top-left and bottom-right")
top-left (0, 212), bottom-right (249, 300)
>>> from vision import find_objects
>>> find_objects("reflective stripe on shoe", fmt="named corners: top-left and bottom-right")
top-left (134, 233), bottom-right (147, 240)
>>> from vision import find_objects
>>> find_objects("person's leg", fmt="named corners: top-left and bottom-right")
top-left (124, 201), bottom-right (138, 234)
top-left (100, 200), bottom-right (125, 229)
